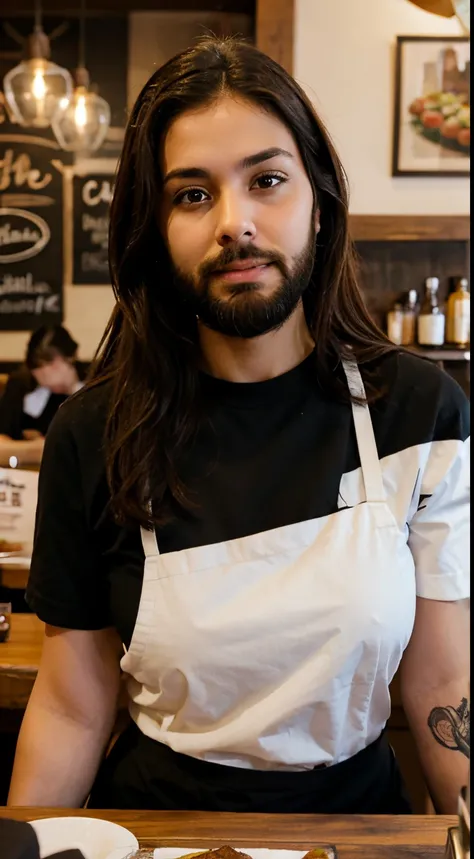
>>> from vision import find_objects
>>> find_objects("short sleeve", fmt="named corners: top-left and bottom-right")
top-left (408, 376), bottom-right (470, 601)
top-left (26, 407), bottom-right (112, 629)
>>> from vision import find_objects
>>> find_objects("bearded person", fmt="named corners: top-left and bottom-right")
top-left (8, 37), bottom-right (469, 814)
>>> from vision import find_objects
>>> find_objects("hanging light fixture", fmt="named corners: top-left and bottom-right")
top-left (406, 0), bottom-right (470, 31)
top-left (3, 0), bottom-right (73, 129)
top-left (51, 0), bottom-right (111, 153)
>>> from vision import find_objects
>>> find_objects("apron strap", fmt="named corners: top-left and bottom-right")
top-left (141, 525), bottom-right (160, 557)
top-left (342, 359), bottom-right (387, 504)
top-left (140, 500), bottom-right (160, 557)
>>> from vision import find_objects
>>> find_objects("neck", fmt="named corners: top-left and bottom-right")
top-left (198, 302), bottom-right (314, 383)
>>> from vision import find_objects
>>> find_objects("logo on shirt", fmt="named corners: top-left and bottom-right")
top-left (0, 208), bottom-right (50, 263)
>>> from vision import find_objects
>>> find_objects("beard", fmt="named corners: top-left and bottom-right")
top-left (171, 226), bottom-right (315, 339)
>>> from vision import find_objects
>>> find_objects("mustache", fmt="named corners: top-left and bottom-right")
top-left (198, 245), bottom-right (287, 279)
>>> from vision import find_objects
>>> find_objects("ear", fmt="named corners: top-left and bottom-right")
top-left (315, 207), bottom-right (321, 235)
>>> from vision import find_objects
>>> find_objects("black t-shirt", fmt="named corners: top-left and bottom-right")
top-left (26, 350), bottom-right (470, 648)
top-left (0, 364), bottom-right (87, 440)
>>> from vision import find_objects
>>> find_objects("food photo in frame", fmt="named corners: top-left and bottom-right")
top-left (392, 35), bottom-right (470, 176)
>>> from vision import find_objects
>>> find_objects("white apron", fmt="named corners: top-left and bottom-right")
top-left (120, 359), bottom-right (417, 772)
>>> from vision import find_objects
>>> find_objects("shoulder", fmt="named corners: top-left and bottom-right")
top-left (49, 379), bottom-right (112, 439)
top-left (43, 380), bottom-right (112, 480)
top-left (362, 350), bottom-right (469, 454)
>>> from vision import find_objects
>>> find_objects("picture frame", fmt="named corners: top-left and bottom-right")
top-left (392, 35), bottom-right (470, 177)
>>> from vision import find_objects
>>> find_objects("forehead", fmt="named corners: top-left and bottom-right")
top-left (161, 95), bottom-right (301, 173)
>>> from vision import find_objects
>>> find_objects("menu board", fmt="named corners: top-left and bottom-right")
top-left (0, 467), bottom-right (38, 555)
top-left (72, 173), bottom-right (114, 285)
top-left (0, 134), bottom-right (64, 331)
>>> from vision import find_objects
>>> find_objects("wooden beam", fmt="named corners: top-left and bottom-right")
top-left (350, 214), bottom-right (470, 242)
top-left (3, 0), bottom-right (255, 14)
top-left (255, 0), bottom-right (294, 74)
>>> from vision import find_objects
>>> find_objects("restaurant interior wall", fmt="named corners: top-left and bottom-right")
top-left (294, 0), bottom-right (469, 215)
top-left (0, 10), bottom-right (253, 365)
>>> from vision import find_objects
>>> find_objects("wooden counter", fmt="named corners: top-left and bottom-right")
top-left (0, 558), bottom-right (30, 591)
top-left (0, 613), bottom-right (44, 709)
top-left (0, 808), bottom-right (456, 857)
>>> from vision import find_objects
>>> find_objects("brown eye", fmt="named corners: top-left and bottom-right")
top-left (252, 172), bottom-right (287, 190)
top-left (186, 189), bottom-right (207, 204)
top-left (174, 188), bottom-right (209, 206)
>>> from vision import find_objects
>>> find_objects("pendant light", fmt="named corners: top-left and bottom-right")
top-left (3, 0), bottom-right (73, 129)
top-left (406, 0), bottom-right (456, 15)
top-left (51, 0), bottom-right (111, 153)
top-left (406, 0), bottom-right (470, 30)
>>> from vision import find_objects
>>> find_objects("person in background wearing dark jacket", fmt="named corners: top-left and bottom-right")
top-left (0, 326), bottom-right (85, 467)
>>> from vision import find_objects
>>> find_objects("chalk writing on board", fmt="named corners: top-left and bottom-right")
top-left (73, 173), bottom-right (114, 285)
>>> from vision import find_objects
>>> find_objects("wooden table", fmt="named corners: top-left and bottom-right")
top-left (0, 559), bottom-right (30, 591)
top-left (0, 613), bottom-right (44, 708)
top-left (0, 808), bottom-right (456, 857)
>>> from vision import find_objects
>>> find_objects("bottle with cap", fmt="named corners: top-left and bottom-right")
top-left (417, 277), bottom-right (445, 347)
top-left (446, 277), bottom-right (470, 348)
top-left (401, 289), bottom-right (418, 346)
top-left (386, 301), bottom-right (404, 345)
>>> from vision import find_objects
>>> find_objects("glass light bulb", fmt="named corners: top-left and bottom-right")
top-left (74, 94), bottom-right (87, 128)
top-left (3, 57), bottom-right (73, 129)
top-left (52, 85), bottom-right (111, 153)
top-left (31, 68), bottom-right (46, 99)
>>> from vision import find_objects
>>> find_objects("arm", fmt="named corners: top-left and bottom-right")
top-left (400, 372), bottom-right (470, 813)
top-left (8, 624), bottom-right (122, 807)
top-left (400, 597), bottom-right (469, 814)
top-left (8, 391), bottom-right (120, 806)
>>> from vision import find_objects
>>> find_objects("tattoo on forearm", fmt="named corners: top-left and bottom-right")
top-left (428, 697), bottom-right (470, 759)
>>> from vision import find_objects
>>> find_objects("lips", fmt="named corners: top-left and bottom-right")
top-left (214, 260), bottom-right (270, 273)
top-left (212, 262), bottom-right (272, 284)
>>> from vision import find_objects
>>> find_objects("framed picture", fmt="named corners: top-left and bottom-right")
top-left (392, 35), bottom-right (470, 177)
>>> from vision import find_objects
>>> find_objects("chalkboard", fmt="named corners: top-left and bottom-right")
top-left (0, 133), bottom-right (64, 331)
top-left (72, 173), bottom-right (114, 285)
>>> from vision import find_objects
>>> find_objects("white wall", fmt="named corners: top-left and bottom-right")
top-left (294, 0), bottom-right (469, 214)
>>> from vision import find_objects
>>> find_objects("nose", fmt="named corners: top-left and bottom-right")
top-left (214, 191), bottom-right (256, 247)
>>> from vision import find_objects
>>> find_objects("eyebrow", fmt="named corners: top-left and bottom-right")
top-left (163, 147), bottom-right (294, 185)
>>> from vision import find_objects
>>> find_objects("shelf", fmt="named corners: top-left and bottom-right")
top-left (350, 215), bottom-right (470, 242)
top-left (407, 346), bottom-right (470, 362)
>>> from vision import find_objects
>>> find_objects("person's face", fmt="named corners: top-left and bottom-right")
top-left (160, 95), bottom-right (319, 339)
top-left (31, 356), bottom-right (75, 394)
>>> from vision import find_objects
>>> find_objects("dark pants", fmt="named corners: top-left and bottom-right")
top-left (89, 722), bottom-right (412, 813)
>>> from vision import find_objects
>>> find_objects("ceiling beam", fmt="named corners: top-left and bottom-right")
top-left (256, 0), bottom-right (294, 74)
top-left (2, 0), bottom-right (255, 14)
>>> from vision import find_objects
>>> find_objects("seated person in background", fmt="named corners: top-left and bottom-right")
top-left (0, 325), bottom-right (85, 467)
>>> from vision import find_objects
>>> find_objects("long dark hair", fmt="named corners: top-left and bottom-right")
top-left (89, 35), bottom-right (396, 529)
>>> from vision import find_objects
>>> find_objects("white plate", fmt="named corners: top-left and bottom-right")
top-left (30, 816), bottom-right (139, 859)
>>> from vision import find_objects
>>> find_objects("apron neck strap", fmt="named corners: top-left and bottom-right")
top-left (141, 525), bottom-right (160, 557)
top-left (141, 500), bottom-right (160, 557)
top-left (342, 358), bottom-right (387, 504)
